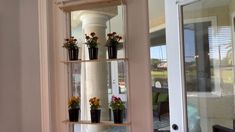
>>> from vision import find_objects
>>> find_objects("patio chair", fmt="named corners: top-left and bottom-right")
top-left (152, 91), bottom-right (169, 121)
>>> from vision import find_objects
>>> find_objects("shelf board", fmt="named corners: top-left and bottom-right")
top-left (61, 58), bottom-right (128, 64)
top-left (56, 0), bottom-right (125, 12)
top-left (62, 120), bottom-right (130, 126)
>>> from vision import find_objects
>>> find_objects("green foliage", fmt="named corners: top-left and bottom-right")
top-left (106, 32), bottom-right (122, 47)
top-left (63, 36), bottom-right (78, 50)
top-left (84, 32), bottom-right (99, 48)
top-left (110, 96), bottom-right (125, 110)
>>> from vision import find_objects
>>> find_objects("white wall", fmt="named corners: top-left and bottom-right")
top-left (0, 0), bottom-right (41, 132)
top-left (0, 0), bottom-right (22, 131)
top-left (19, 0), bottom-right (41, 132)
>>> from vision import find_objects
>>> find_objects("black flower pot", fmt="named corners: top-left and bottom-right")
top-left (68, 48), bottom-right (79, 60)
top-left (90, 109), bottom-right (101, 123)
top-left (88, 48), bottom-right (98, 60)
top-left (113, 109), bottom-right (123, 123)
top-left (69, 108), bottom-right (79, 122)
top-left (108, 45), bottom-right (117, 59)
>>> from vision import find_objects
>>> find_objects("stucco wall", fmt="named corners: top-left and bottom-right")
top-left (0, 0), bottom-right (41, 132)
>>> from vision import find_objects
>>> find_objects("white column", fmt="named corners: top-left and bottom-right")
top-left (80, 11), bottom-right (114, 132)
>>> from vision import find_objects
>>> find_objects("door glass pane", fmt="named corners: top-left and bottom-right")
top-left (182, 1), bottom-right (235, 131)
top-left (148, 0), bottom-right (170, 131)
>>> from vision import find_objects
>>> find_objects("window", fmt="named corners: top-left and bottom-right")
top-left (70, 4), bottom-right (128, 132)
top-left (184, 22), bottom-right (212, 92)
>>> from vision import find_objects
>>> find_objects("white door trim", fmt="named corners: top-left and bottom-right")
top-left (231, 11), bottom-right (235, 115)
top-left (38, 0), bottom-right (71, 131)
top-left (165, 0), bottom-right (188, 131)
top-left (231, 11), bottom-right (235, 54)
top-left (38, 0), bottom-right (52, 132)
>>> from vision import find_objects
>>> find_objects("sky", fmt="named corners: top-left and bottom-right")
top-left (150, 45), bottom-right (167, 59)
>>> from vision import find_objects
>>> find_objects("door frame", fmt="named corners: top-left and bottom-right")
top-left (165, 0), bottom-right (201, 131)
top-left (38, 0), bottom-right (52, 132)
top-left (165, 0), bottom-right (187, 131)
top-left (231, 11), bottom-right (235, 114)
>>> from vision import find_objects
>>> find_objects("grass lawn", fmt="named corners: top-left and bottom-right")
top-left (151, 70), bottom-right (167, 79)
top-left (151, 69), bottom-right (234, 84)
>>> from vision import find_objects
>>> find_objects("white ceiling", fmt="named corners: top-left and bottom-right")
top-left (184, 0), bottom-right (231, 11)
top-left (148, 0), bottom-right (165, 20)
top-left (196, 0), bottom-right (231, 8)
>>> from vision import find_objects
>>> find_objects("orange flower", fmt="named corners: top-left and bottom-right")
top-left (89, 97), bottom-right (100, 110)
top-left (68, 96), bottom-right (80, 109)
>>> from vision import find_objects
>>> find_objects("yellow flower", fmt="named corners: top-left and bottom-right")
top-left (68, 96), bottom-right (80, 109)
top-left (89, 97), bottom-right (100, 109)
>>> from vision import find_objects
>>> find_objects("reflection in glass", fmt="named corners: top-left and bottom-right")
top-left (184, 22), bottom-right (212, 92)
top-left (182, 1), bottom-right (235, 132)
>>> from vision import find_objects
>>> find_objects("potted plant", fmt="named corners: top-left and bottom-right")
top-left (85, 32), bottom-right (99, 60)
top-left (110, 96), bottom-right (125, 123)
top-left (106, 32), bottom-right (122, 59)
top-left (89, 97), bottom-right (101, 123)
top-left (63, 36), bottom-right (79, 60)
top-left (68, 96), bottom-right (80, 122)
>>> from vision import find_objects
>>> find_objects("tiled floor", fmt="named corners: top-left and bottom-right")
top-left (154, 130), bottom-right (170, 132)
top-left (153, 113), bottom-right (170, 132)
top-left (153, 114), bottom-right (170, 129)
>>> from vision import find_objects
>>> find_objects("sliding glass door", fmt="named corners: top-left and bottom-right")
top-left (166, 0), bottom-right (235, 131)
top-left (182, 1), bottom-right (235, 131)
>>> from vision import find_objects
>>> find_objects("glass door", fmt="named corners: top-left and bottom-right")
top-left (166, 0), bottom-right (235, 132)
top-left (182, 1), bottom-right (235, 132)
